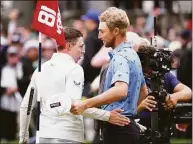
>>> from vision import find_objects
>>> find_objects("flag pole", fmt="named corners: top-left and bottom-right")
top-left (36, 32), bottom-right (42, 143)
top-left (154, 16), bottom-right (157, 49)
top-left (38, 32), bottom-right (42, 72)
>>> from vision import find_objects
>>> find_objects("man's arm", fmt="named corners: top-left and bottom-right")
top-left (85, 55), bottom-right (129, 108)
top-left (137, 84), bottom-right (153, 113)
top-left (67, 66), bottom-right (121, 116)
top-left (172, 83), bottom-right (192, 101)
top-left (84, 81), bottom-right (128, 108)
top-left (65, 65), bottom-right (84, 101)
top-left (68, 65), bottom-right (129, 126)
top-left (137, 83), bottom-right (148, 106)
top-left (19, 70), bottom-right (37, 143)
top-left (137, 75), bottom-right (156, 113)
top-left (166, 83), bottom-right (192, 107)
top-left (81, 107), bottom-right (129, 126)
top-left (165, 72), bottom-right (192, 107)
top-left (71, 55), bottom-right (129, 114)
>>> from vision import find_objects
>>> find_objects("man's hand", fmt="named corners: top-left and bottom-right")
top-left (139, 96), bottom-right (157, 111)
top-left (70, 101), bottom-right (87, 115)
top-left (6, 87), bottom-right (18, 96)
top-left (108, 109), bottom-right (130, 126)
top-left (164, 94), bottom-right (178, 110)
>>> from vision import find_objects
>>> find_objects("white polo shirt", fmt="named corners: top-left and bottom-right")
top-left (20, 53), bottom-right (110, 142)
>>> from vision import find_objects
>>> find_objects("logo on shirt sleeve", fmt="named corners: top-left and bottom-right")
top-left (73, 80), bottom-right (81, 86)
top-left (50, 102), bottom-right (61, 108)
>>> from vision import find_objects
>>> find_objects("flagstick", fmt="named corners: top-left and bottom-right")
top-left (150, 37), bottom-right (153, 45)
top-left (154, 16), bottom-right (157, 49)
top-left (36, 32), bottom-right (42, 143)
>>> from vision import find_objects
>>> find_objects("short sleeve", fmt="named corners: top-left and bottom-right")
top-left (111, 55), bottom-right (129, 86)
top-left (141, 74), bottom-right (146, 86)
top-left (164, 72), bottom-right (180, 92)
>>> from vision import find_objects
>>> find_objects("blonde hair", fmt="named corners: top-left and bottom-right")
top-left (99, 7), bottom-right (130, 35)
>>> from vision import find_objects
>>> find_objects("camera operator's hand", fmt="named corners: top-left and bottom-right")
top-left (164, 94), bottom-right (178, 110)
top-left (137, 96), bottom-right (157, 112)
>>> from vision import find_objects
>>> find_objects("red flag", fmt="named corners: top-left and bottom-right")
top-left (32, 0), bottom-right (65, 47)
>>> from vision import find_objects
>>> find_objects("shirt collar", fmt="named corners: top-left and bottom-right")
top-left (108, 41), bottom-right (132, 59)
top-left (50, 53), bottom-right (75, 65)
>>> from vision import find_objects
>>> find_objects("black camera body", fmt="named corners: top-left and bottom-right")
top-left (138, 47), bottom-right (172, 103)
top-left (138, 46), bottom-right (192, 143)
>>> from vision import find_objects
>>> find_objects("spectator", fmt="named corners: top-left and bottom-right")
top-left (171, 29), bottom-right (192, 88)
top-left (42, 39), bottom-right (56, 62)
top-left (81, 9), bottom-right (103, 97)
top-left (16, 26), bottom-right (37, 43)
top-left (177, 47), bottom-right (192, 89)
top-left (0, 46), bottom-right (23, 142)
top-left (173, 29), bottom-right (191, 59)
top-left (72, 19), bottom-right (87, 39)
top-left (7, 8), bottom-right (20, 43)
top-left (19, 40), bottom-right (39, 96)
top-left (134, 16), bottom-right (146, 36)
top-left (10, 32), bottom-right (24, 58)
top-left (169, 41), bottom-right (182, 52)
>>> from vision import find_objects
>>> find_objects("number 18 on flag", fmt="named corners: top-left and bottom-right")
top-left (32, 0), bottom-right (65, 47)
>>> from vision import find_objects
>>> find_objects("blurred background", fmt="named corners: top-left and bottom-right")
top-left (0, 0), bottom-right (192, 144)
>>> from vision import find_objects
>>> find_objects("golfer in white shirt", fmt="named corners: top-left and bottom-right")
top-left (19, 27), bottom-right (129, 144)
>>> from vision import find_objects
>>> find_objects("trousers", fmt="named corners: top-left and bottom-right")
top-left (39, 137), bottom-right (82, 144)
top-left (102, 119), bottom-right (140, 144)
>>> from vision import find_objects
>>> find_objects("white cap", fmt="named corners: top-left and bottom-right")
top-left (42, 39), bottom-right (56, 50)
top-left (7, 46), bottom-right (18, 54)
top-left (23, 39), bottom-right (39, 50)
top-left (169, 41), bottom-right (182, 52)
top-left (126, 32), bottom-right (141, 46)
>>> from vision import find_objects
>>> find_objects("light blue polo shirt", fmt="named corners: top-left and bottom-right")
top-left (102, 42), bottom-right (145, 116)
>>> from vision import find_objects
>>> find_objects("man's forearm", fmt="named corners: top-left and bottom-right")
top-left (171, 86), bottom-right (192, 102)
top-left (137, 84), bottom-right (148, 106)
top-left (137, 84), bottom-right (148, 113)
top-left (137, 104), bottom-right (143, 113)
top-left (82, 108), bottom-right (110, 121)
top-left (84, 86), bottom-right (127, 109)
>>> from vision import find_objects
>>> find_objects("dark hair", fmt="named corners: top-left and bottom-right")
top-left (138, 45), bottom-right (156, 55)
top-left (58, 27), bottom-right (83, 50)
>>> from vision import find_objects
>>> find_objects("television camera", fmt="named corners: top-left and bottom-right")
top-left (137, 45), bottom-right (192, 143)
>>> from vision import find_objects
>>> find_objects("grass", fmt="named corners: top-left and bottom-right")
top-left (1, 138), bottom-right (192, 144)
top-left (170, 138), bottom-right (192, 144)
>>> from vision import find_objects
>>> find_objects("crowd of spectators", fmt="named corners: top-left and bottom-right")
top-left (0, 5), bottom-right (192, 143)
